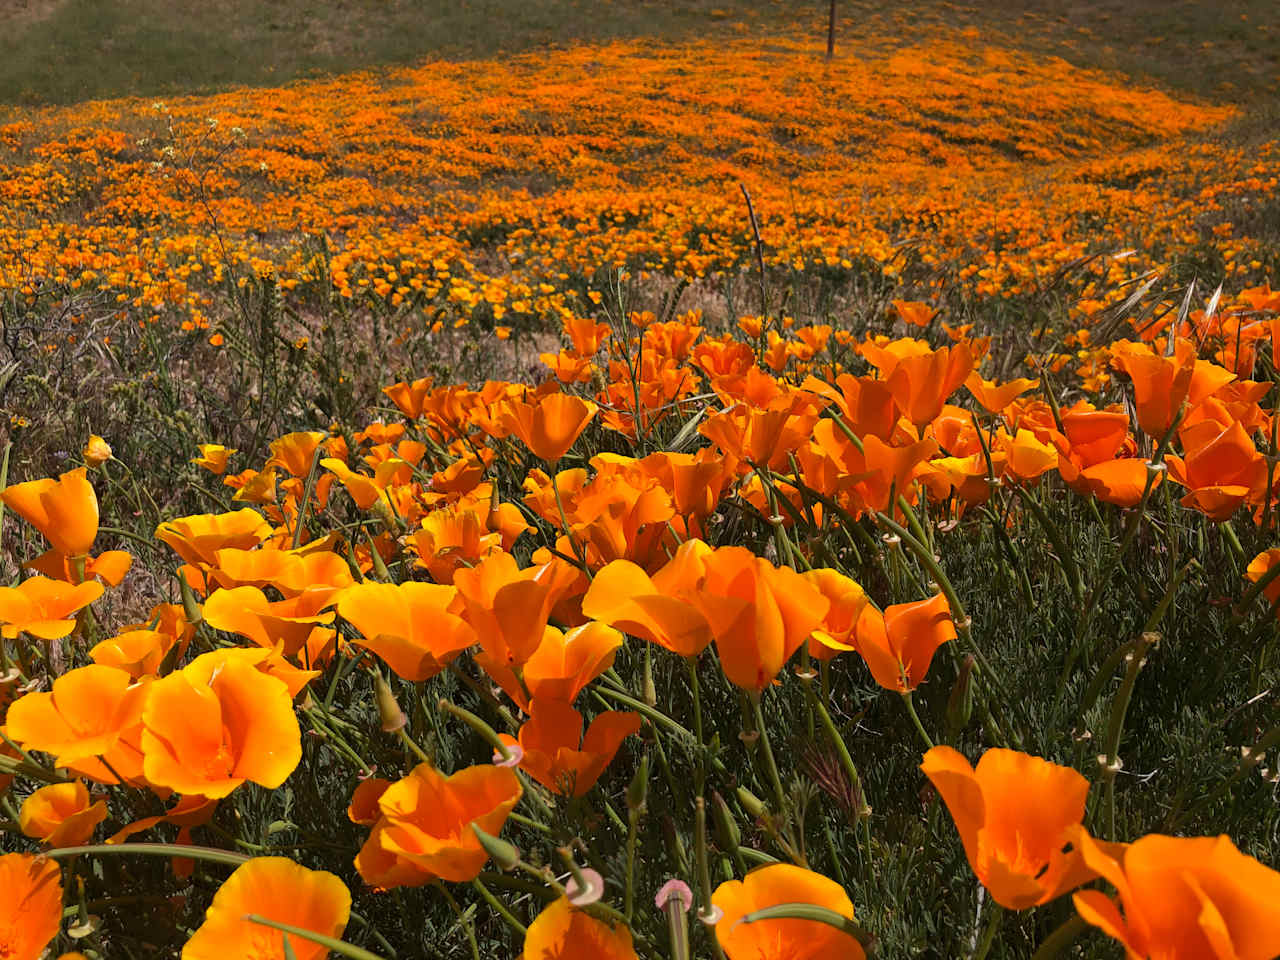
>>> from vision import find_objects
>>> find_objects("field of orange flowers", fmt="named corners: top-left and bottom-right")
top-left (3, 16), bottom-right (1280, 960)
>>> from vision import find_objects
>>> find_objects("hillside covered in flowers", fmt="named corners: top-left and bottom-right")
top-left (2, 10), bottom-right (1280, 960)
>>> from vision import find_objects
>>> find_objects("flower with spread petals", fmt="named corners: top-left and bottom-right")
top-left (582, 541), bottom-right (714, 657)
top-left (182, 856), bottom-right (351, 960)
top-left (6, 664), bottom-right (147, 784)
top-left (500, 699), bottom-right (640, 797)
top-left (480, 621), bottom-right (623, 711)
top-left (0, 853), bottom-right (62, 960)
top-left (336, 581), bottom-right (476, 682)
top-left (921, 746), bottom-right (1101, 909)
top-left (0, 576), bottom-right (103, 640)
top-left (355, 762), bottom-right (521, 888)
top-left (712, 863), bottom-right (866, 960)
top-left (523, 896), bottom-right (638, 960)
top-left (156, 509), bottom-right (272, 589)
top-left (803, 568), bottom-right (869, 661)
top-left (1071, 829), bottom-right (1280, 959)
top-left (141, 651), bottom-right (301, 798)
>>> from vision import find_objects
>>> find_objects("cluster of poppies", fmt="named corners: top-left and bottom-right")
top-left (3, 281), bottom-right (1280, 958)
top-left (0, 29), bottom-right (1273, 349)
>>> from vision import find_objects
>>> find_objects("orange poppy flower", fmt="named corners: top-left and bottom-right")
top-left (19, 780), bottom-right (107, 847)
top-left (454, 552), bottom-right (579, 667)
top-left (1059, 458), bottom-right (1154, 508)
top-left (542, 348), bottom-right (596, 383)
top-left (892, 299), bottom-right (937, 328)
top-left (25, 547), bottom-right (133, 587)
top-left (1059, 403), bottom-right (1132, 466)
top-left (191, 443), bottom-right (237, 475)
top-left (480, 621), bottom-right (623, 711)
top-left (321, 456), bottom-right (410, 510)
top-left (1166, 420), bottom-right (1267, 521)
top-left (802, 374), bottom-right (899, 442)
top-left (155, 509), bottom-right (273, 587)
top-left (105, 602), bottom-right (196, 670)
top-left (1, 467), bottom-right (99, 557)
top-left (408, 506), bottom-right (505, 584)
top-left (966, 373), bottom-right (1040, 414)
top-left (582, 555), bottom-right (714, 658)
top-left (356, 762), bottom-right (522, 886)
top-left (266, 431), bottom-right (328, 477)
top-left (503, 391), bottom-right (598, 463)
top-left (202, 585), bottom-right (339, 659)
top-left (141, 653), bottom-right (301, 798)
top-left (921, 746), bottom-right (1100, 909)
top-left (183, 856), bottom-right (351, 960)
top-left (207, 546), bottom-right (353, 597)
top-left (336, 581), bottom-right (477, 681)
top-left (851, 592), bottom-right (955, 692)
top-left (692, 546), bottom-right (829, 692)
top-left (803, 569), bottom-right (870, 661)
top-left (523, 896), bottom-right (638, 960)
top-left (712, 863), bottom-right (866, 960)
top-left (861, 339), bottom-right (974, 428)
top-left (347, 778), bottom-right (393, 826)
top-left (0, 576), bottom-right (103, 640)
top-left (0, 853), bottom-right (62, 960)
top-left (1110, 338), bottom-right (1197, 438)
top-left (6, 664), bottom-right (147, 784)
top-left (500, 699), bottom-right (640, 797)
top-left (383, 376), bottom-right (435, 419)
top-left (1246, 548), bottom-right (1280, 611)
top-left (1072, 829), bottom-right (1280, 959)
top-left (998, 428), bottom-right (1059, 482)
top-left (639, 449), bottom-right (736, 523)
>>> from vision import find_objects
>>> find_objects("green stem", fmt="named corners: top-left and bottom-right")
top-left (292, 443), bottom-right (326, 549)
top-left (246, 914), bottom-right (388, 960)
top-left (971, 901), bottom-right (1003, 960)
top-left (1029, 915), bottom-right (1089, 960)
top-left (1100, 633), bottom-right (1154, 840)
top-left (750, 692), bottom-right (788, 816)
top-left (900, 692), bottom-right (935, 750)
top-left (472, 879), bottom-right (526, 936)
top-left (42, 842), bottom-right (249, 867)
top-left (435, 883), bottom-right (481, 960)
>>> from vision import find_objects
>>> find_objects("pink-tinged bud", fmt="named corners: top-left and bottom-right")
top-left (566, 867), bottom-right (604, 906)
top-left (493, 743), bottom-right (524, 768)
top-left (655, 879), bottom-right (693, 913)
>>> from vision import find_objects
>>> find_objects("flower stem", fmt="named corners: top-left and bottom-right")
top-left (246, 914), bottom-right (388, 960)
top-left (900, 692), bottom-right (935, 750)
top-left (42, 842), bottom-right (249, 867)
top-left (750, 692), bottom-right (788, 816)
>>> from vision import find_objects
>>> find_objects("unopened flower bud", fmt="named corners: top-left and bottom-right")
top-left (374, 673), bottom-right (406, 733)
top-left (472, 824), bottom-right (520, 871)
top-left (626, 754), bottom-right (649, 815)
top-left (945, 654), bottom-right (976, 738)
top-left (736, 786), bottom-right (767, 819)
top-left (710, 791), bottom-right (741, 854)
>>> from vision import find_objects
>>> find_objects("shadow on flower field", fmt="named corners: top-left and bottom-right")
top-left (2, 5), bottom-right (1280, 960)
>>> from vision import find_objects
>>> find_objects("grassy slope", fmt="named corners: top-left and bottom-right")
top-left (2, 0), bottom-right (1278, 108)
